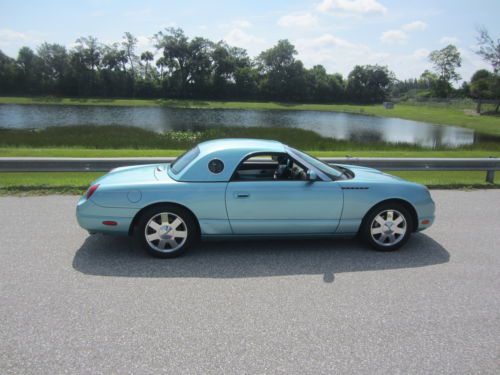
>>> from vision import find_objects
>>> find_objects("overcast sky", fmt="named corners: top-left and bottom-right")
top-left (1, 0), bottom-right (499, 81)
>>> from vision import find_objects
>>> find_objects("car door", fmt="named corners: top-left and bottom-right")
top-left (225, 178), bottom-right (343, 235)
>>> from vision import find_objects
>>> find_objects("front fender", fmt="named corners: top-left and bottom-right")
top-left (337, 181), bottom-right (434, 233)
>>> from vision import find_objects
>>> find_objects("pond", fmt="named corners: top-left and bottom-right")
top-left (0, 103), bottom-right (494, 148)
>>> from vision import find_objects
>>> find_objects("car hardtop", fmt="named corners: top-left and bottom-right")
top-left (198, 138), bottom-right (286, 155)
top-left (169, 138), bottom-right (289, 182)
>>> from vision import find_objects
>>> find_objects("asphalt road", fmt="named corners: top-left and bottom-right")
top-left (1, 190), bottom-right (499, 374)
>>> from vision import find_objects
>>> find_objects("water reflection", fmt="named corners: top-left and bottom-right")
top-left (0, 103), bottom-right (495, 148)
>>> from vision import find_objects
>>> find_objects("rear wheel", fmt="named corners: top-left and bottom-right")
top-left (138, 205), bottom-right (198, 258)
top-left (360, 203), bottom-right (413, 251)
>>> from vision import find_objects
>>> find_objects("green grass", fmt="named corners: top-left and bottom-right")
top-left (2, 96), bottom-right (499, 136)
top-left (0, 172), bottom-right (102, 195)
top-left (1, 125), bottom-right (498, 155)
top-left (0, 147), bottom-right (498, 158)
top-left (0, 147), bottom-right (183, 157)
top-left (390, 171), bottom-right (497, 188)
top-left (0, 171), bottom-right (496, 195)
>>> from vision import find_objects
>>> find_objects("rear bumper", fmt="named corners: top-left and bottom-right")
top-left (76, 196), bottom-right (136, 235)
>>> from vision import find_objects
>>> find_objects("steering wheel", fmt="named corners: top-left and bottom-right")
top-left (291, 166), bottom-right (307, 180)
top-left (274, 156), bottom-right (293, 180)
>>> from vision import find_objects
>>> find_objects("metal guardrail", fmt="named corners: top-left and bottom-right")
top-left (1, 157), bottom-right (498, 182)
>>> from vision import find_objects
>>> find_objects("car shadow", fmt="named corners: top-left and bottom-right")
top-left (72, 233), bottom-right (449, 282)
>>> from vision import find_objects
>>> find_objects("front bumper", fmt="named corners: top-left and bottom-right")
top-left (416, 196), bottom-right (435, 232)
top-left (416, 215), bottom-right (435, 231)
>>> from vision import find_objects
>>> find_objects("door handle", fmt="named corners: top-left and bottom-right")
top-left (234, 192), bottom-right (250, 198)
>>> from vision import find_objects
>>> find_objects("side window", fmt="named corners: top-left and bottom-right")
top-left (232, 153), bottom-right (308, 181)
top-left (170, 146), bottom-right (200, 175)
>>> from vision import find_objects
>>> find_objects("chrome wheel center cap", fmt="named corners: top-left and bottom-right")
top-left (384, 222), bottom-right (393, 233)
top-left (160, 225), bottom-right (172, 237)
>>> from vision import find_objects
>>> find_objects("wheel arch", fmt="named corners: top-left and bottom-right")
top-left (361, 198), bottom-right (419, 232)
top-left (128, 201), bottom-right (201, 237)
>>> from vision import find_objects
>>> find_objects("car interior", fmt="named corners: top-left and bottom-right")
top-left (232, 153), bottom-right (309, 181)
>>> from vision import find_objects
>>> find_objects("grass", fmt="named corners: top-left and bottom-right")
top-left (390, 171), bottom-right (497, 188)
top-left (2, 96), bottom-right (500, 136)
top-left (1, 125), bottom-right (498, 155)
top-left (0, 170), bottom-right (497, 195)
top-left (0, 172), bottom-right (101, 195)
top-left (1, 147), bottom-right (498, 158)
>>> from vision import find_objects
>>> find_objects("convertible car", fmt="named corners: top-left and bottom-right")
top-left (77, 139), bottom-right (435, 257)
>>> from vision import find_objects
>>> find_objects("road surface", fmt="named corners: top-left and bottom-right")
top-left (1, 190), bottom-right (499, 374)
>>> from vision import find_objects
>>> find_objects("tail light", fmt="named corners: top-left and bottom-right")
top-left (86, 184), bottom-right (99, 200)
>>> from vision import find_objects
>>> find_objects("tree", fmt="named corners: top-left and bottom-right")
top-left (257, 40), bottom-right (307, 100)
top-left (16, 47), bottom-right (43, 94)
top-left (419, 70), bottom-right (438, 89)
top-left (429, 44), bottom-right (462, 84)
top-left (389, 78), bottom-right (429, 98)
top-left (154, 28), bottom-right (213, 96)
top-left (328, 73), bottom-right (345, 102)
top-left (303, 65), bottom-right (344, 103)
top-left (187, 36), bottom-right (214, 96)
top-left (155, 56), bottom-right (167, 80)
top-left (37, 43), bottom-right (68, 93)
top-left (233, 66), bottom-right (259, 98)
top-left (258, 39), bottom-right (296, 73)
top-left (0, 28), bottom-right (458, 103)
top-left (212, 42), bottom-right (249, 78)
top-left (211, 41), bottom-right (250, 97)
top-left (122, 32), bottom-right (138, 76)
top-left (493, 77), bottom-right (500, 113)
top-left (102, 43), bottom-right (125, 71)
top-left (476, 27), bottom-right (500, 73)
top-left (99, 43), bottom-right (129, 96)
top-left (70, 36), bottom-right (105, 96)
top-left (141, 51), bottom-right (154, 77)
top-left (74, 36), bottom-right (101, 71)
top-left (345, 65), bottom-right (391, 103)
top-left (154, 27), bottom-right (191, 95)
top-left (415, 69), bottom-right (450, 97)
top-left (470, 69), bottom-right (493, 113)
top-left (306, 65), bottom-right (330, 102)
top-left (37, 43), bottom-right (67, 79)
top-left (0, 50), bottom-right (17, 94)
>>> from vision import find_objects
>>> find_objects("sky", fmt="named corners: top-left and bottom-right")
top-left (1, 0), bottom-right (499, 81)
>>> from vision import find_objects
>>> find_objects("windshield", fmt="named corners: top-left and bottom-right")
top-left (170, 146), bottom-right (200, 174)
top-left (287, 147), bottom-right (343, 180)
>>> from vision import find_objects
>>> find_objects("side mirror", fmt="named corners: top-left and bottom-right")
top-left (307, 170), bottom-right (318, 181)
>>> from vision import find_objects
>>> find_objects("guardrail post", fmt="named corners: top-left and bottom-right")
top-left (486, 156), bottom-right (495, 183)
top-left (486, 170), bottom-right (495, 183)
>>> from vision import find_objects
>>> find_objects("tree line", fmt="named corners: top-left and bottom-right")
top-left (0, 27), bottom-right (498, 108)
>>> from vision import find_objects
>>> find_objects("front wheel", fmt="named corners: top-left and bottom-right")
top-left (137, 205), bottom-right (198, 258)
top-left (360, 203), bottom-right (413, 251)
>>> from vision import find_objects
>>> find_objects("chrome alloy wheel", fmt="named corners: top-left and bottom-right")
top-left (370, 209), bottom-right (407, 247)
top-left (145, 212), bottom-right (188, 253)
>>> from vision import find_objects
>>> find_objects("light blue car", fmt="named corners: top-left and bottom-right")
top-left (77, 139), bottom-right (435, 257)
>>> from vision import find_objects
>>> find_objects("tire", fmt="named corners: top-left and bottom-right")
top-left (360, 202), bottom-right (413, 251)
top-left (137, 204), bottom-right (198, 258)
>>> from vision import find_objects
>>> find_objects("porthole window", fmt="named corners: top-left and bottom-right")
top-left (208, 159), bottom-right (224, 174)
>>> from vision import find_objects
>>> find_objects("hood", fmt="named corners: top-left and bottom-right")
top-left (336, 164), bottom-right (405, 183)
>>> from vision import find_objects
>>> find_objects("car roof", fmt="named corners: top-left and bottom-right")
top-left (172, 138), bottom-right (287, 182)
top-left (197, 138), bottom-right (286, 155)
